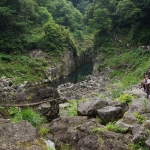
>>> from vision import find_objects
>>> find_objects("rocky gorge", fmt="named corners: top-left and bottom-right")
top-left (0, 50), bottom-right (150, 150)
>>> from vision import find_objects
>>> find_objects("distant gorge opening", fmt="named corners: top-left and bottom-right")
top-left (49, 62), bottom-right (94, 88)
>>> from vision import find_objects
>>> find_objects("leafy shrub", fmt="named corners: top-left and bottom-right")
top-left (118, 93), bottom-right (133, 105)
top-left (8, 107), bottom-right (19, 116)
top-left (134, 112), bottom-right (147, 124)
top-left (12, 108), bottom-right (46, 127)
top-left (105, 122), bottom-right (126, 133)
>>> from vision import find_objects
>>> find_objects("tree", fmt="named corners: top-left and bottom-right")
top-left (77, 0), bottom-right (91, 14)
top-left (41, 21), bottom-right (76, 52)
top-left (89, 8), bottom-right (112, 31)
top-left (47, 0), bottom-right (83, 32)
top-left (116, 0), bottom-right (141, 25)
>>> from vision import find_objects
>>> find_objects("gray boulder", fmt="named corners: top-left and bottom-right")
top-left (77, 99), bottom-right (108, 117)
top-left (129, 98), bottom-right (150, 114)
top-left (132, 125), bottom-right (148, 143)
top-left (97, 106), bottom-right (123, 125)
top-left (0, 120), bottom-right (37, 150)
top-left (49, 116), bottom-right (131, 150)
top-left (77, 135), bottom-right (100, 150)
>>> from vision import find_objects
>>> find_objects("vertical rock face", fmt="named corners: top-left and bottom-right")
top-left (45, 50), bottom-right (77, 81)
top-left (45, 49), bottom-right (93, 82)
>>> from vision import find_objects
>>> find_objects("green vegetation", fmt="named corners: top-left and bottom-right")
top-left (8, 107), bottom-right (20, 116)
top-left (118, 93), bottom-right (133, 105)
top-left (96, 93), bottom-right (106, 100)
top-left (96, 115), bottom-right (103, 124)
top-left (38, 125), bottom-right (50, 136)
top-left (1, 0), bottom-right (150, 149)
top-left (97, 48), bottom-right (150, 87)
top-left (105, 122), bottom-right (126, 133)
top-left (92, 127), bottom-right (106, 134)
top-left (0, 0), bottom-right (150, 85)
top-left (134, 112), bottom-right (147, 124)
top-left (66, 98), bottom-right (85, 116)
top-left (92, 122), bottom-right (126, 134)
top-left (128, 135), bottom-right (148, 150)
top-left (66, 100), bottom-right (78, 116)
top-left (111, 84), bottom-right (132, 100)
top-left (60, 143), bottom-right (75, 150)
top-left (77, 74), bottom-right (86, 82)
top-left (0, 54), bottom-right (49, 83)
top-left (84, 0), bottom-right (150, 47)
top-left (0, 0), bottom-right (81, 53)
top-left (10, 107), bottom-right (46, 127)
top-left (128, 142), bottom-right (148, 150)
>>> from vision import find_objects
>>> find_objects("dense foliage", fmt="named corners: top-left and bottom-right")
top-left (0, 0), bottom-right (150, 84)
top-left (84, 0), bottom-right (150, 47)
top-left (0, 0), bottom-right (82, 54)
top-left (1, 0), bottom-right (150, 54)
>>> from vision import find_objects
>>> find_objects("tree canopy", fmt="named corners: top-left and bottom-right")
top-left (84, 0), bottom-right (150, 47)
top-left (0, 0), bottom-right (150, 54)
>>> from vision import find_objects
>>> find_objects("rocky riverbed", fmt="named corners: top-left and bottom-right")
top-left (0, 63), bottom-right (150, 149)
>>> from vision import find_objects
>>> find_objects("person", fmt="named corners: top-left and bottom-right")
top-left (146, 76), bottom-right (150, 99)
top-left (147, 76), bottom-right (150, 84)
top-left (148, 69), bottom-right (150, 77)
top-left (141, 75), bottom-right (148, 92)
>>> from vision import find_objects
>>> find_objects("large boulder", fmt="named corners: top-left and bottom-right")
top-left (125, 87), bottom-right (147, 98)
top-left (97, 106), bottom-right (123, 125)
top-left (0, 120), bottom-right (37, 150)
top-left (77, 135), bottom-right (100, 150)
top-left (132, 125), bottom-right (149, 143)
top-left (48, 116), bottom-right (132, 150)
top-left (98, 130), bottom-right (132, 150)
top-left (129, 98), bottom-right (150, 114)
top-left (77, 99), bottom-right (108, 117)
top-left (49, 116), bottom-right (101, 149)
